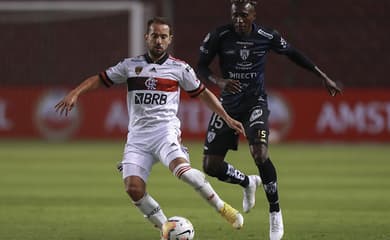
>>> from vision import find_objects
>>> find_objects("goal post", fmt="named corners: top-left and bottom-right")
top-left (0, 1), bottom-right (149, 56)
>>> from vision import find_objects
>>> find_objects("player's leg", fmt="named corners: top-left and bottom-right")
top-left (203, 154), bottom-right (249, 187)
top-left (169, 157), bottom-right (243, 229)
top-left (203, 112), bottom-right (261, 213)
top-left (246, 104), bottom-right (283, 239)
top-left (157, 131), bottom-right (243, 229)
top-left (120, 141), bottom-right (168, 230)
top-left (122, 164), bottom-right (168, 229)
top-left (250, 144), bottom-right (283, 240)
top-left (250, 144), bottom-right (279, 212)
top-left (245, 106), bottom-right (280, 213)
top-left (247, 103), bottom-right (283, 239)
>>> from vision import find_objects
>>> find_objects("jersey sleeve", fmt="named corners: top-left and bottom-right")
top-left (180, 64), bottom-right (205, 98)
top-left (196, 29), bottom-right (220, 80)
top-left (270, 30), bottom-right (317, 73)
top-left (100, 59), bottom-right (128, 87)
top-left (269, 30), bottom-right (291, 54)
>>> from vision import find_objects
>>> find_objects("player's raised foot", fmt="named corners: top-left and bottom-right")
top-left (160, 220), bottom-right (175, 240)
top-left (269, 210), bottom-right (284, 240)
top-left (243, 175), bottom-right (262, 213)
top-left (219, 203), bottom-right (244, 229)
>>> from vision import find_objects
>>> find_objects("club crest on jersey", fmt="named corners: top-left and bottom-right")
top-left (280, 37), bottom-right (288, 48)
top-left (135, 66), bottom-right (143, 75)
top-left (207, 131), bottom-right (216, 143)
top-left (145, 77), bottom-right (158, 90)
top-left (240, 48), bottom-right (250, 61)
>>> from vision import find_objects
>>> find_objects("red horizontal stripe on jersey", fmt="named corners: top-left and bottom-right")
top-left (154, 77), bottom-right (179, 92)
top-left (187, 83), bottom-right (205, 98)
top-left (127, 77), bottom-right (178, 92)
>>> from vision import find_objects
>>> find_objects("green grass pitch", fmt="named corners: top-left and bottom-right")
top-left (1, 140), bottom-right (389, 240)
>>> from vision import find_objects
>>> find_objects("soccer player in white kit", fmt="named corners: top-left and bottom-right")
top-left (55, 17), bottom-right (245, 237)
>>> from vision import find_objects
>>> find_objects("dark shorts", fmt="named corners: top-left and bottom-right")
top-left (203, 104), bottom-right (270, 155)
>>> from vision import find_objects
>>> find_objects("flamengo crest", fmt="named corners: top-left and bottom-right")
top-left (145, 77), bottom-right (158, 90)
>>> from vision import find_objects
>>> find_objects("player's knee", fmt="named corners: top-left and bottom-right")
top-left (125, 184), bottom-right (145, 201)
top-left (202, 158), bottom-right (214, 176)
top-left (203, 156), bottom-right (230, 182)
top-left (254, 155), bottom-right (268, 166)
top-left (202, 156), bottom-right (221, 177)
top-left (253, 150), bottom-right (268, 165)
top-left (251, 144), bottom-right (269, 165)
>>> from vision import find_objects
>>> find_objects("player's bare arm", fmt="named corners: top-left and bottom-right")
top-left (198, 88), bottom-right (245, 136)
top-left (54, 75), bottom-right (102, 116)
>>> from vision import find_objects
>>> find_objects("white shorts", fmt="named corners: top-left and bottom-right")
top-left (121, 127), bottom-right (190, 182)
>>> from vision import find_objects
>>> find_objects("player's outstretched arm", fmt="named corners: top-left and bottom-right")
top-left (54, 75), bottom-right (102, 116)
top-left (284, 47), bottom-right (342, 96)
top-left (198, 88), bottom-right (245, 136)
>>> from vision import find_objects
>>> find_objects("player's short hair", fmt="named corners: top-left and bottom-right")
top-left (231, 0), bottom-right (257, 6)
top-left (146, 17), bottom-right (173, 35)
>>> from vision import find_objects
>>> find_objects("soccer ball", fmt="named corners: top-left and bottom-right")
top-left (161, 216), bottom-right (195, 240)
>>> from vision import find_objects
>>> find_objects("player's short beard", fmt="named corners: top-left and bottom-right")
top-left (149, 48), bottom-right (166, 60)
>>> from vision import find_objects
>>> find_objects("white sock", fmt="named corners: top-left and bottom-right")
top-left (173, 163), bottom-right (224, 211)
top-left (133, 193), bottom-right (167, 228)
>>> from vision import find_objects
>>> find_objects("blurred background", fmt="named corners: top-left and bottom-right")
top-left (0, 0), bottom-right (389, 142)
top-left (1, 2), bottom-right (389, 239)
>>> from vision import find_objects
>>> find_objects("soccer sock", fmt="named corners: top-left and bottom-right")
top-left (133, 193), bottom-right (167, 229)
top-left (173, 163), bottom-right (224, 211)
top-left (256, 158), bottom-right (280, 212)
top-left (213, 161), bottom-right (249, 188)
top-left (224, 162), bottom-right (250, 187)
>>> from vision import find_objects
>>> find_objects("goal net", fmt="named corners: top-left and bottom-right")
top-left (0, 1), bottom-right (152, 86)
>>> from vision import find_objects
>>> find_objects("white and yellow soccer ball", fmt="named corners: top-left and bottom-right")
top-left (161, 216), bottom-right (195, 240)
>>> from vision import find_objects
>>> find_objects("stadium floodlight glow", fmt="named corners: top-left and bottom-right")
top-left (0, 1), bottom-right (147, 56)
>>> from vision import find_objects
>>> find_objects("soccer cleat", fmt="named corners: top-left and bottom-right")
top-left (160, 221), bottom-right (176, 240)
top-left (243, 175), bottom-right (262, 213)
top-left (270, 210), bottom-right (284, 240)
top-left (219, 203), bottom-right (244, 229)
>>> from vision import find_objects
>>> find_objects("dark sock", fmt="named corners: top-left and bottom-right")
top-left (256, 158), bottom-right (280, 212)
top-left (217, 161), bottom-right (249, 187)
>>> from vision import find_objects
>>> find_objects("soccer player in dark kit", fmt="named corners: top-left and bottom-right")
top-left (196, 1), bottom-right (342, 239)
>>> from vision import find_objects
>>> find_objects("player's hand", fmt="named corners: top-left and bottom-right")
top-left (225, 117), bottom-right (246, 137)
top-left (323, 77), bottom-right (342, 97)
top-left (216, 78), bottom-right (241, 94)
top-left (54, 91), bottom-right (79, 116)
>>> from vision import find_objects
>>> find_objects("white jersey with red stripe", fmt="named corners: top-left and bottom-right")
top-left (100, 53), bottom-right (205, 137)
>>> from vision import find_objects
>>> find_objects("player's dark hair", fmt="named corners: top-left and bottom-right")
top-left (146, 17), bottom-right (173, 35)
